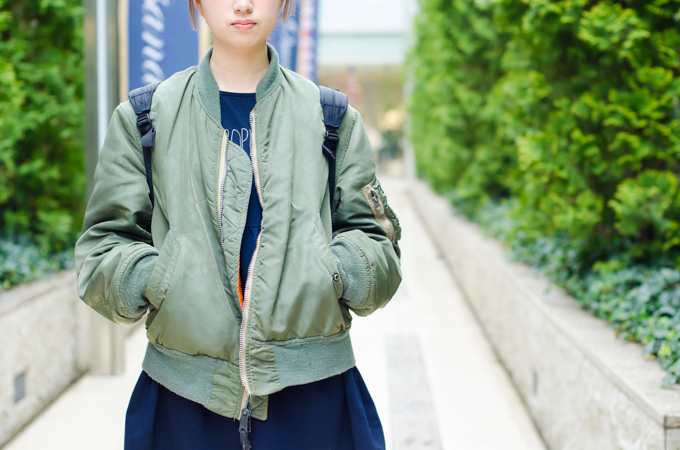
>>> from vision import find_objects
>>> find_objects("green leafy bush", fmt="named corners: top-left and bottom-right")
top-left (409, 0), bottom-right (680, 384)
top-left (0, 0), bottom-right (85, 253)
top-left (409, 0), bottom-right (680, 263)
top-left (406, 0), bottom-right (515, 213)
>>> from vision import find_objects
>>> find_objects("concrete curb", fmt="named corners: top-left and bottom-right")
top-left (0, 270), bottom-right (143, 447)
top-left (0, 270), bottom-right (86, 447)
top-left (408, 179), bottom-right (680, 450)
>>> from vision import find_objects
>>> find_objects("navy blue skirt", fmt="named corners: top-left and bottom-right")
top-left (124, 366), bottom-right (385, 450)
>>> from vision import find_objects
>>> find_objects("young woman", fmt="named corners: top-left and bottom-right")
top-left (75, 0), bottom-right (403, 448)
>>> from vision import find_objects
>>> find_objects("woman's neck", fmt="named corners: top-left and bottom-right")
top-left (210, 40), bottom-right (270, 93)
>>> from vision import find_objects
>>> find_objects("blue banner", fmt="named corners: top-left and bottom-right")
top-left (128, 0), bottom-right (199, 91)
top-left (296, 0), bottom-right (318, 84)
top-left (266, 2), bottom-right (301, 71)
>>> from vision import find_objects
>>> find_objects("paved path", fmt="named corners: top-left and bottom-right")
top-left (5, 177), bottom-right (545, 450)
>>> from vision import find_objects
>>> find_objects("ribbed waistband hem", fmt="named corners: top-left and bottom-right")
top-left (245, 329), bottom-right (356, 394)
top-left (141, 330), bottom-right (356, 420)
top-left (141, 341), bottom-right (268, 420)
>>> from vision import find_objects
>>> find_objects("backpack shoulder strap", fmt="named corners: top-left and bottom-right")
top-left (128, 82), bottom-right (161, 208)
top-left (319, 86), bottom-right (349, 211)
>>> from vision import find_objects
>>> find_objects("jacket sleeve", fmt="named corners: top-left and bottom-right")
top-left (74, 101), bottom-right (159, 325)
top-left (329, 105), bottom-right (403, 317)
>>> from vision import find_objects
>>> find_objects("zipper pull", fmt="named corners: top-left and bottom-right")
top-left (239, 405), bottom-right (252, 450)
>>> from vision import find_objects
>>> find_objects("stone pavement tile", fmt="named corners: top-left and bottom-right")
top-left (352, 323), bottom-right (394, 450)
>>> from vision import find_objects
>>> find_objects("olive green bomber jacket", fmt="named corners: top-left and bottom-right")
top-left (74, 42), bottom-right (402, 421)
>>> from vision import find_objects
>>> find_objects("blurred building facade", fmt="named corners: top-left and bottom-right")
top-left (317, 0), bottom-right (418, 159)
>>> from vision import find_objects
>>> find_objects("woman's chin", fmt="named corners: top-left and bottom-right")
top-left (214, 33), bottom-right (268, 50)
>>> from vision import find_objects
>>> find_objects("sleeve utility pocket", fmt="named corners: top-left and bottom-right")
top-left (361, 177), bottom-right (401, 244)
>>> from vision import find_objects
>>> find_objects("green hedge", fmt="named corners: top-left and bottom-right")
top-left (409, 0), bottom-right (680, 264)
top-left (408, 0), bottom-right (680, 384)
top-left (0, 0), bottom-right (85, 254)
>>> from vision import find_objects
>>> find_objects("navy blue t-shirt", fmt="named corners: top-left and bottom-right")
top-left (219, 90), bottom-right (260, 296)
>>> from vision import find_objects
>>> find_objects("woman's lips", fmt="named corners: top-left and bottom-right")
top-left (233, 23), bottom-right (255, 30)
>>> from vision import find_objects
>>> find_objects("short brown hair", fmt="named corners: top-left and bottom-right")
top-left (188, 0), bottom-right (296, 30)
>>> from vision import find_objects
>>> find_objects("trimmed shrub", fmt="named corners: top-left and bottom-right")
top-left (407, 0), bottom-right (515, 214)
top-left (409, 0), bottom-right (680, 265)
top-left (408, 0), bottom-right (680, 384)
top-left (0, 0), bottom-right (85, 254)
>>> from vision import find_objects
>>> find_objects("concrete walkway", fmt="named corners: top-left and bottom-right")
top-left (4, 177), bottom-right (545, 450)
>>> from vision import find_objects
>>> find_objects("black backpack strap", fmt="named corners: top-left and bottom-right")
top-left (128, 82), bottom-right (161, 208)
top-left (319, 86), bottom-right (348, 211)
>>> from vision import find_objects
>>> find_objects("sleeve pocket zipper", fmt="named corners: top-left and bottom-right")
top-left (361, 181), bottom-right (399, 244)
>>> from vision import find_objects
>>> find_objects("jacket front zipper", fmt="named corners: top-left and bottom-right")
top-left (238, 108), bottom-right (262, 421)
top-left (218, 132), bottom-right (228, 247)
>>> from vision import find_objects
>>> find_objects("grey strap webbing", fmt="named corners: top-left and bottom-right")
top-left (129, 82), bottom-right (160, 208)
top-left (319, 86), bottom-right (349, 211)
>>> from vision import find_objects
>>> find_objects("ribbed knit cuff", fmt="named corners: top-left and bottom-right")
top-left (330, 238), bottom-right (370, 309)
top-left (118, 252), bottom-right (158, 318)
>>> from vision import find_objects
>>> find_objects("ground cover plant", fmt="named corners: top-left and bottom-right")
top-left (0, 234), bottom-right (74, 290)
top-left (408, 0), bottom-right (680, 384)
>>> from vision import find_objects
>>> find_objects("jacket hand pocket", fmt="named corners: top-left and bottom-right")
top-left (313, 214), bottom-right (344, 300)
top-left (144, 228), bottom-right (179, 312)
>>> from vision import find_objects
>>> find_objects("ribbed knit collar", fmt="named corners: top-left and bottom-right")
top-left (196, 41), bottom-right (281, 124)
